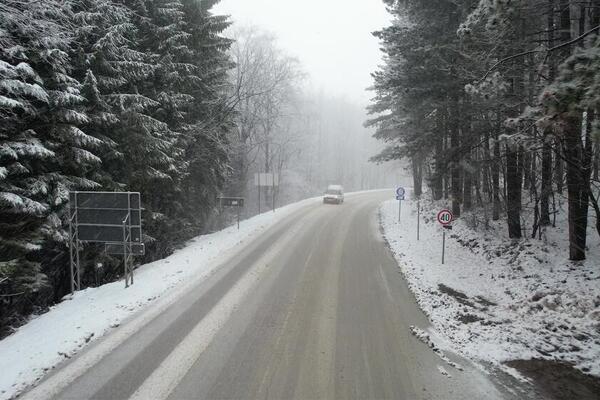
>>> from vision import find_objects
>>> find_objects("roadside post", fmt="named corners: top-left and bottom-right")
top-left (396, 187), bottom-right (405, 223)
top-left (218, 197), bottom-right (245, 229)
top-left (417, 199), bottom-right (421, 241)
top-left (272, 173), bottom-right (276, 213)
top-left (437, 209), bottom-right (454, 264)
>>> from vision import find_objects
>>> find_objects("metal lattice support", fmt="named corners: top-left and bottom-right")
top-left (68, 194), bottom-right (81, 294)
top-left (123, 209), bottom-right (134, 288)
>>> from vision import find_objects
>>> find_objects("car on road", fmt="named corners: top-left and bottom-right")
top-left (323, 185), bottom-right (344, 204)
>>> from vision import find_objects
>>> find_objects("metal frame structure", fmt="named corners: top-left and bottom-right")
top-left (218, 197), bottom-right (245, 230)
top-left (255, 173), bottom-right (279, 214)
top-left (121, 198), bottom-right (134, 288)
top-left (68, 193), bottom-right (81, 293)
top-left (68, 191), bottom-right (142, 293)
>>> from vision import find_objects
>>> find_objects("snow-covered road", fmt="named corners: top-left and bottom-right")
top-left (10, 190), bottom-right (523, 400)
top-left (1, 196), bottom-right (323, 400)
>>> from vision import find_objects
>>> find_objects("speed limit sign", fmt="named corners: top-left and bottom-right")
top-left (437, 209), bottom-right (453, 225)
top-left (438, 209), bottom-right (453, 264)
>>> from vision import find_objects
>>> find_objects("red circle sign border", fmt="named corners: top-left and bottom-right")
top-left (437, 209), bottom-right (453, 225)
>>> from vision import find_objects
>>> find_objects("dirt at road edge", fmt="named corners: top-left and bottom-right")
top-left (506, 359), bottom-right (600, 400)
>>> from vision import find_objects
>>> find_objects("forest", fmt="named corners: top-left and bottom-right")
top-left (369, 0), bottom-right (600, 261)
top-left (0, 0), bottom-right (393, 335)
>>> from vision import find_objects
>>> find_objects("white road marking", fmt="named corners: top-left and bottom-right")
top-left (21, 218), bottom-right (304, 400)
top-left (129, 224), bottom-right (302, 400)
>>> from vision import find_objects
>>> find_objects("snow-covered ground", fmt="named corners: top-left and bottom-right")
top-left (380, 192), bottom-right (600, 379)
top-left (0, 196), bottom-right (324, 400)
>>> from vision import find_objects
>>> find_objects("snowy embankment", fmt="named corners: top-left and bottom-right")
top-left (0, 196), bottom-right (320, 400)
top-left (380, 194), bottom-right (600, 378)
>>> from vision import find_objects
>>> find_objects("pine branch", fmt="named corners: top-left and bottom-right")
top-left (480, 24), bottom-right (600, 82)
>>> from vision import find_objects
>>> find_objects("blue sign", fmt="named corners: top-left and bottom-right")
top-left (396, 187), bottom-right (405, 197)
top-left (396, 195), bottom-right (405, 201)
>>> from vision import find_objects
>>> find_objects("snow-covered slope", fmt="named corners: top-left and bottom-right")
top-left (380, 194), bottom-right (600, 379)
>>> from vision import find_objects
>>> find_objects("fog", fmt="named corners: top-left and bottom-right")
top-left (214, 0), bottom-right (391, 105)
top-left (215, 1), bottom-right (404, 213)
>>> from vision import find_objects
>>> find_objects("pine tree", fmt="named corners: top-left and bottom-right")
top-left (0, 0), bottom-right (102, 324)
top-left (178, 0), bottom-right (232, 237)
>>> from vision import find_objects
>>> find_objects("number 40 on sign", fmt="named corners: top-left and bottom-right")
top-left (437, 209), bottom-right (453, 225)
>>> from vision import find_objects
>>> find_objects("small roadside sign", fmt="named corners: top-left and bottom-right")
top-left (396, 187), bottom-right (405, 222)
top-left (437, 209), bottom-right (453, 225)
top-left (218, 197), bottom-right (245, 229)
top-left (437, 209), bottom-right (454, 264)
top-left (219, 197), bottom-right (244, 208)
top-left (396, 187), bottom-right (405, 200)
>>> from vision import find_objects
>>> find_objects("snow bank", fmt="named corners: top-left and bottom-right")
top-left (0, 196), bottom-right (321, 400)
top-left (380, 194), bottom-right (600, 378)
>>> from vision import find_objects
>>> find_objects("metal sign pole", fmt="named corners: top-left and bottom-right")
top-left (68, 202), bottom-right (75, 294)
top-left (398, 199), bottom-right (402, 223)
top-left (442, 229), bottom-right (446, 265)
top-left (417, 200), bottom-right (420, 241)
top-left (73, 192), bottom-right (81, 292)
top-left (258, 174), bottom-right (261, 214)
top-left (128, 194), bottom-right (133, 286)
top-left (123, 207), bottom-right (133, 288)
top-left (123, 218), bottom-right (128, 288)
top-left (272, 173), bottom-right (275, 213)
top-left (237, 207), bottom-right (240, 230)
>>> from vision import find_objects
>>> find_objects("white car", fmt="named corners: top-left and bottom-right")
top-left (323, 185), bottom-right (344, 204)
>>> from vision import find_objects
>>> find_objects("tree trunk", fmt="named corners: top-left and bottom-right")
top-left (540, 2), bottom-right (555, 225)
top-left (562, 112), bottom-right (589, 260)
top-left (450, 97), bottom-right (461, 217)
top-left (412, 155), bottom-right (423, 198)
top-left (432, 119), bottom-right (444, 200)
top-left (594, 140), bottom-right (599, 182)
top-left (492, 129), bottom-right (501, 221)
top-left (506, 143), bottom-right (522, 238)
top-left (463, 158), bottom-right (473, 211)
top-left (540, 135), bottom-right (553, 225)
top-left (522, 152), bottom-right (531, 192)
top-left (555, 140), bottom-right (565, 194)
top-left (483, 129), bottom-right (492, 203)
top-left (589, 188), bottom-right (600, 239)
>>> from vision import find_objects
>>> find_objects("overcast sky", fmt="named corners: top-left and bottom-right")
top-left (213, 0), bottom-right (391, 106)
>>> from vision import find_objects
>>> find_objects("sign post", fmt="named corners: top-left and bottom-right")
top-left (272, 178), bottom-right (276, 213)
top-left (218, 197), bottom-right (245, 230)
top-left (417, 200), bottom-right (421, 241)
top-left (396, 187), bottom-right (405, 223)
top-left (437, 209), bottom-right (454, 265)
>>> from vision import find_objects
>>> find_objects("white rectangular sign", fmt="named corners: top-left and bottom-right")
top-left (254, 173), bottom-right (279, 187)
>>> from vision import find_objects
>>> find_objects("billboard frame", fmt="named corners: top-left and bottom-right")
top-left (68, 191), bottom-right (143, 293)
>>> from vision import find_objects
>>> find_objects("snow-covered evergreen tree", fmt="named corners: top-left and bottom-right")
top-left (117, 0), bottom-right (233, 253)
top-left (0, 0), bottom-right (235, 332)
top-left (177, 0), bottom-right (233, 238)
top-left (0, 0), bottom-right (102, 323)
